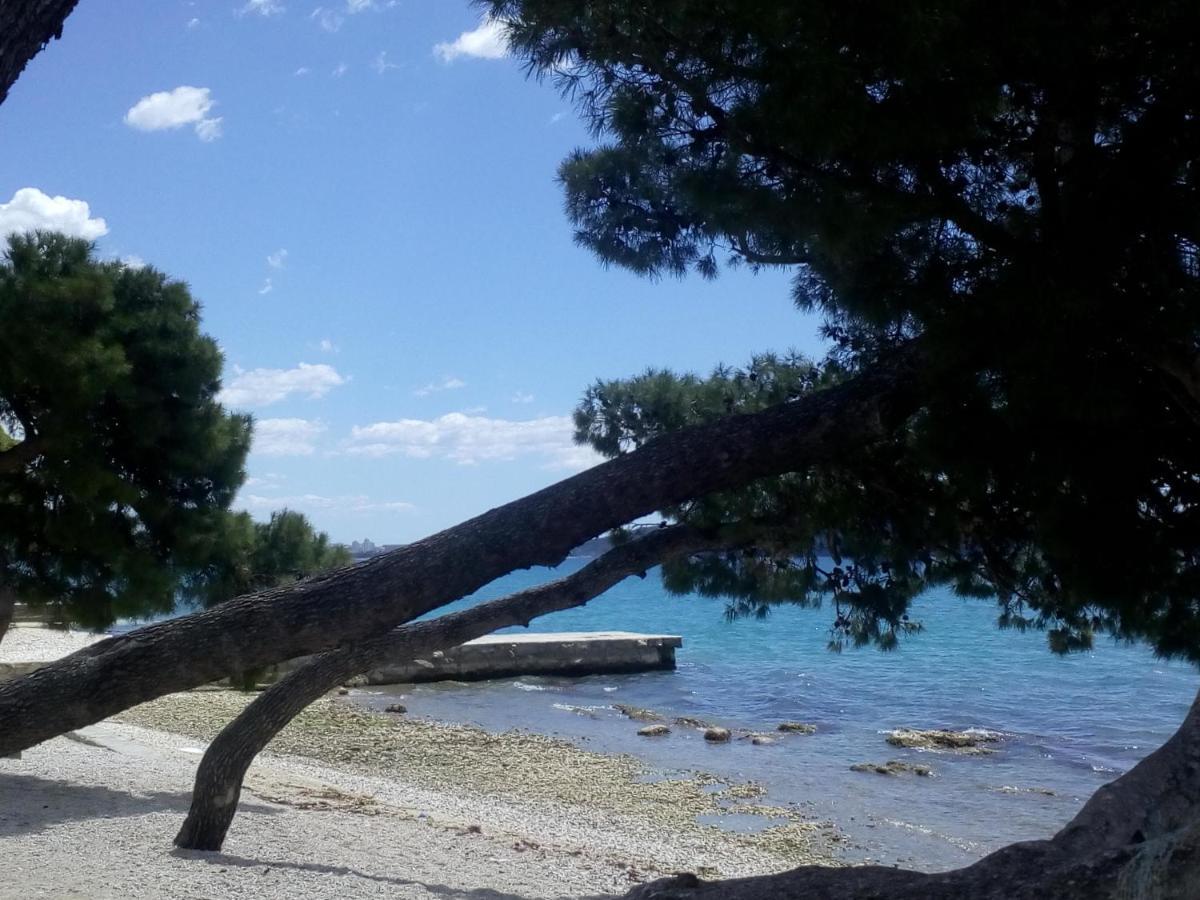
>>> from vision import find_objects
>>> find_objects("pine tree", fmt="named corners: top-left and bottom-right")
top-left (0, 232), bottom-right (252, 638)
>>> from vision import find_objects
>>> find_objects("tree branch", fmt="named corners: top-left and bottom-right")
top-left (0, 0), bottom-right (81, 106)
top-left (0, 341), bottom-right (927, 756)
top-left (174, 522), bottom-right (737, 850)
top-left (0, 435), bottom-right (45, 475)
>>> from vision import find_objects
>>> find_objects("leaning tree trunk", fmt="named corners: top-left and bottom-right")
top-left (0, 0), bottom-right (81, 105)
top-left (0, 587), bottom-right (14, 648)
top-left (176, 524), bottom-right (731, 850)
top-left (0, 344), bottom-right (924, 757)
top-left (616, 688), bottom-right (1200, 900)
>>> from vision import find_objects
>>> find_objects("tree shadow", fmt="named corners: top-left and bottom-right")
top-left (0, 772), bottom-right (279, 837)
top-left (172, 849), bottom-right (572, 899)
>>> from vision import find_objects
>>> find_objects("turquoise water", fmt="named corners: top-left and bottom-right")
top-left (358, 556), bottom-right (1199, 871)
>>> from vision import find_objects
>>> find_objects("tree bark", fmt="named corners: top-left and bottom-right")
top-left (175, 524), bottom-right (725, 851)
top-left (0, 0), bottom-right (80, 106)
top-left (0, 344), bottom-right (924, 757)
top-left (616, 688), bottom-right (1200, 900)
top-left (0, 587), bottom-right (14, 648)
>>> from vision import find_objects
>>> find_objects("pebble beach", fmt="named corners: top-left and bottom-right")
top-left (0, 628), bottom-right (839, 899)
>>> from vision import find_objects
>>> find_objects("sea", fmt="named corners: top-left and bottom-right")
top-left (342, 555), bottom-right (1199, 872)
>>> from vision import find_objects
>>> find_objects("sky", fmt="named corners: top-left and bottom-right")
top-left (0, 0), bottom-right (826, 545)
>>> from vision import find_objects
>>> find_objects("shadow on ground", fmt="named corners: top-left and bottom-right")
top-left (0, 772), bottom-right (279, 836)
top-left (172, 848), bottom-right (568, 899)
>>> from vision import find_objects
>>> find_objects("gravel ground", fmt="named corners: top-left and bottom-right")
top-left (0, 626), bottom-right (105, 661)
top-left (0, 630), bottom-right (840, 899)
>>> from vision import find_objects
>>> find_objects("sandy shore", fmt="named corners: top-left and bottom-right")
top-left (0, 628), bottom-right (839, 899)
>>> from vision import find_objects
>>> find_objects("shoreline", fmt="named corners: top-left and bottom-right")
top-left (1, 627), bottom-right (840, 899)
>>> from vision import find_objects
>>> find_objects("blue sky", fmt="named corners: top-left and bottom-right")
top-left (0, 0), bottom-right (825, 544)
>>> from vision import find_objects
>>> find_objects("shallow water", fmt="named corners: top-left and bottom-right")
top-left (352, 558), bottom-right (1198, 871)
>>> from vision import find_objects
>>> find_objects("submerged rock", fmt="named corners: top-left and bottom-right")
top-left (750, 735), bottom-right (777, 746)
top-left (885, 728), bottom-right (999, 753)
top-left (615, 703), bottom-right (664, 722)
top-left (637, 724), bottom-right (671, 737)
top-left (673, 716), bottom-right (715, 730)
top-left (703, 727), bottom-right (732, 743)
top-left (777, 722), bottom-right (817, 734)
top-left (850, 760), bottom-right (933, 777)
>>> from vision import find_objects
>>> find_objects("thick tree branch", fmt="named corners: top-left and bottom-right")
top-left (174, 522), bottom-right (734, 850)
top-left (0, 0), bottom-right (80, 106)
top-left (0, 341), bottom-right (926, 756)
top-left (0, 435), bottom-right (45, 474)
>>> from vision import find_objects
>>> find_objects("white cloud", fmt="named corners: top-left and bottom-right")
top-left (194, 117), bottom-right (224, 142)
top-left (511, 391), bottom-right (534, 404)
top-left (434, 17), bottom-right (509, 63)
top-left (242, 493), bottom-right (414, 513)
top-left (267, 248), bottom-right (288, 269)
top-left (294, 66), bottom-right (310, 76)
top-left (346, 413), bottom-right (603, 470)
top-left (187, 17), bottom-right (201, 29)
top-left (332, 61), bottom-right (349, 77)
top-left (412, 376), bottom-right (466, 397)
top-left (258, 277), bottom-right (273, 295)
top-left (239, 0), bottom-right (284, 16)
top-left (124, 86), bottom-right (223, 142)
top-left (219, 362), bottom-right (348, 408)
top-left (372, 51), bottom-right (400, 75)
top-left (121, 254), bottom-right (147, 270)
top-left (313, 7), bottom-right (344, 32)
top-left (318, 338), bottom-right (339, 353)
top-left (0, 188), bottom-right (108, 239)
top-left (252, 418), bottom-right (326, 456)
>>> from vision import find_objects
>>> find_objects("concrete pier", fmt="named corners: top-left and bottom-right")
top-left (357, 631), bottom-right (682, 685)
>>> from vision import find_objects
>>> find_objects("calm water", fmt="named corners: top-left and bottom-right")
top-left (349, 556), bottom-right (1199, 871)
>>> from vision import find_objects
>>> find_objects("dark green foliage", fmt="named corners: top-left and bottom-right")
top-left (0, 232), bottom-right (252, 629)
top-left (493, 0), bottom-right (1200, 660)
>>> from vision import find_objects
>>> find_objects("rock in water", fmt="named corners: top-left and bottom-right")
top-left (703, 727), bottom-right (732, 743)
top-left (384, 703), bottom-right (407, 714)
top-left (885, 728), bottom-right (998, 754)
top-left (851, 760), bottom-right (933, 777)
top-left (637, 724), bottom-right (671, 737)
top-left (777, 722), bottom-right (817, 734)
top-left (615, 704), bottom-right (663, 722)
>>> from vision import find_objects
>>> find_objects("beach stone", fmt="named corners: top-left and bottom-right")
top-left (637, 724), bottom-right (671, 737)
top-left (777, 722), bottom-right (817, 734)
top-left (703, 727), bottom-right (732, 743)
top-left (851, 759), bottom-right (933, 777)
top-left (886, 728), bottom-right (998, 754)
top-left (336, 688), bottom-right (350, 696)
top-left (384, 703), bottom-right (407, 714)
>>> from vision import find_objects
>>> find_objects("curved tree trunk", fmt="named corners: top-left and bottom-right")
top-left (0, 0), bottom-right (81, 105)
top-left (0, 587), bottom-right (14, 648)
top-left (618, 688), bottom-right (1200, 900)
top-left (175, 524), bottom-right (729, 850)
top-left (0, 344), bottom-right (924, 757)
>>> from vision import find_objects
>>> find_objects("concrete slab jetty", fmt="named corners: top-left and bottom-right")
top-left (354, 631), bottom-right (683, 685)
